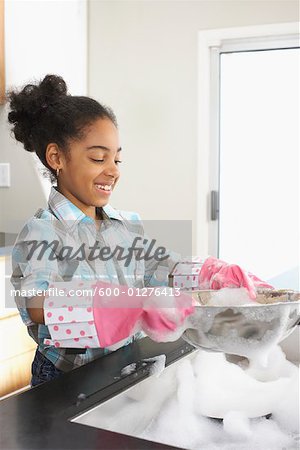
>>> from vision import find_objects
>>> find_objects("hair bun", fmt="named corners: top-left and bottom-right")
top-left (7, 74), bottom-right (68, 152)
top-left (38, 74), bottom-right (67, 107)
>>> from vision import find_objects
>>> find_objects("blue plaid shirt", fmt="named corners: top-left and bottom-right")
top-left (10, 186), bottom-right (180, 371)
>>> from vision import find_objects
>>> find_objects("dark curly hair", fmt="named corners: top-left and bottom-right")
top-left (7, 74), bottom-right (117, 184)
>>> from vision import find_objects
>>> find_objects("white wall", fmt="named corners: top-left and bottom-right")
top-left (1, 0), bottom-right (298, 244)
top-left (88, 0), bottom-right (299, 254)
top-left (0, 0), bottom-right (87, 234)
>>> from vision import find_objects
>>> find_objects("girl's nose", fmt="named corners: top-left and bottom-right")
top-left (103, 159), bottom-right (120, 178)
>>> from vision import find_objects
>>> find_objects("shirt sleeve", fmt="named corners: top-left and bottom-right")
top-left (131, 216), bottom-right (207, 289)
top-left (10, 217), bottom-right (65, 326)
top-left (123, 212), bottom-right (182, 288)
top-left (143, 240), bottom-right (181, 288)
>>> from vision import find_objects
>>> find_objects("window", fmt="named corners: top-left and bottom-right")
top-left (197, 24), bottom-right (299, 289)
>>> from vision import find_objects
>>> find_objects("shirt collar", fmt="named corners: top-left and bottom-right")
top-left (48, 186), bottom-right (123, 230)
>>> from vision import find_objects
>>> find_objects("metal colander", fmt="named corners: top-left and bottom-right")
top-left (182, 289), bottom-right (300, 360)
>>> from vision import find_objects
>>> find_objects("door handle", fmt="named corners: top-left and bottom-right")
top-left (211, 190), bottom-right (219, 221)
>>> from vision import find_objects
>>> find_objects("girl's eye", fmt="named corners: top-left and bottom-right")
top-left (91, 159), bottom-right (122, 164)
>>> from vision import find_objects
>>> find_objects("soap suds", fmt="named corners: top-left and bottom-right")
top-left (200, 287), bottom-right (257, 307)
top-left (78, 287), bottom-right (299, 449)
top-left (142, 354), bottom-right (166, 377)
top-left (121, 363), bottom-right (137, 376)
top-left (138, 346), bottom-right (299, 449)
top-left (76, 345), bottom-right (298, 449)
top-left (120, 354), bottom-right (166, 378)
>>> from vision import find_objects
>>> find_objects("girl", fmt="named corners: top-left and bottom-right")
top-left (8, 75), bottom-right (272, 387)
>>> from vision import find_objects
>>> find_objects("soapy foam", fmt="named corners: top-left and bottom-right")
top-left (203, 287), bottom-right (258, 306)
top-left (192, 347), bottom-right (291, 418)
top-left (138, 347), bottom-right (299, 449)
top-left (134, 290), bottom-right (299, 448)
top-left (76, 287), bottom-right (299, 449)
top-left (142, 354), bottom-right (166, 377)
top-left (76, 344), bottom-right (299, 449)
top-left (121, 363), bottom-right (137, 376)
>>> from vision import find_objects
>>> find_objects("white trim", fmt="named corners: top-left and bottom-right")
top-left (80, 0), bottom-right (88, 96)
top-left (196, 22), bottom-right (300, 257)
top-left (219, 35), bottom-right (299, 53)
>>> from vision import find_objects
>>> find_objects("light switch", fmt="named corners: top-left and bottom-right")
top-left (0, 163), bottom-right (11, 187)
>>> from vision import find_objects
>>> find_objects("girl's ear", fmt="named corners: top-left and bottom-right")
top-left (45, 143), bottom-right (64, 171)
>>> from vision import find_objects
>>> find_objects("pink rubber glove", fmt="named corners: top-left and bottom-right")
top-left (92, 282), bottom-right (195, 346)
top-left (44, 280), bottom-right (195, 348)
top-left (198, 256), bottom-right (273, 300)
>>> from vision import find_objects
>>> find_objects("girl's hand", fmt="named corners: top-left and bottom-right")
top-left (198, 256), bottom-right (273, 300)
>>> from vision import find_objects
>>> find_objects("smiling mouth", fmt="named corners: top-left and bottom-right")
top-left (94, 184), bottom-right (113, 194)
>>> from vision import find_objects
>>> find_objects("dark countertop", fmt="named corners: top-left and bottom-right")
top-left (0, 337), bottom-right (195, 450)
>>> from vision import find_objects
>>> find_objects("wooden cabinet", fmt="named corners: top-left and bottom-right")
top-left (0, 312), bottom-right (36, 398)
top-left (0, 255), bottom-right (36, 398)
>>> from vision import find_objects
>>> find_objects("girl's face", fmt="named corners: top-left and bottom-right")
top-left (55, 118), bottom-right (121, 219)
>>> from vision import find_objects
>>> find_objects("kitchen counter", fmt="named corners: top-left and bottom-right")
top-left (0, 231), bottom-right (16, 256)
top-left (0, 337), bottom-right (195, 450)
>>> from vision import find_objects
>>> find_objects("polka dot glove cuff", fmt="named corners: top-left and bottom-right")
top-left (44, 280), bottom-right (100, 348)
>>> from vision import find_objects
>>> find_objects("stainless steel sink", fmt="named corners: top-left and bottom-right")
top-left (71, 351), bottom-right (197, 444)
